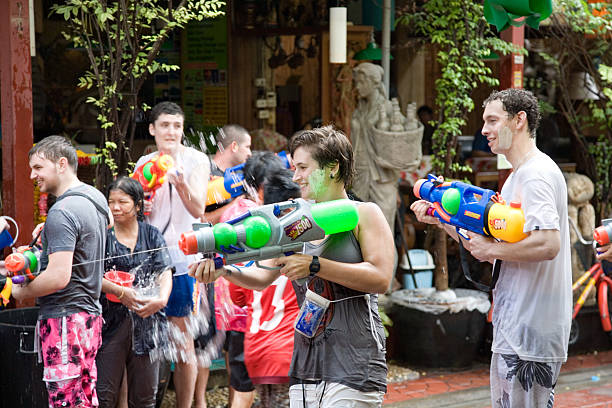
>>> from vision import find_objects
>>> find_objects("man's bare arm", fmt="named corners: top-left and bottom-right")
top-left (11, 251), bottom-right (73, 300)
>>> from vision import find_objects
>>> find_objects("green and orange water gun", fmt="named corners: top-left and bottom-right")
top-left (1, 246), bottom-right (42, 305)
top-left (179, 198), bottom-right (359, 282)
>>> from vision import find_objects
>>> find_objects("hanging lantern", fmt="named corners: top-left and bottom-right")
top-left (329, 7), bottom-right (347, 63)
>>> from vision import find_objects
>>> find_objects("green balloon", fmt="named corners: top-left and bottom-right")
top-left (441, 188), bottom-right (461, 215)
top-left (244, 216), bottom-right (272, 248)
top-left (213, 223), bottom-right (237, 251)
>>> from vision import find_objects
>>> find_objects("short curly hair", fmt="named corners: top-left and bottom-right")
top-left (289, 126), bottom-right (354, 188)
top-left (483, 89), bottom-right (541, 138)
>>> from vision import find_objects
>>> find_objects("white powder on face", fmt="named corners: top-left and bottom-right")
top-left (498, 126), bottom-right (513, 150)
top-left (308, 169), bottom-right (327, 198)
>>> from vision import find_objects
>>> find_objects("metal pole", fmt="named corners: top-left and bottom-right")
top-left (381, 0), bottom-right (391, 96)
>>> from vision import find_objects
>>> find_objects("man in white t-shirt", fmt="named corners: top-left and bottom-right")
top-left (136, 102), bottom-right (211, 408)
top-left (412, 89), bottom-right (571, 407)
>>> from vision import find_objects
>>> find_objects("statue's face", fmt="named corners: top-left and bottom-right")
top-left (354, 72), bottom-right (374, 98)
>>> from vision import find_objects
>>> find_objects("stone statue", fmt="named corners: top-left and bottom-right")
top-left (350, 63), bottom-right (423, 233)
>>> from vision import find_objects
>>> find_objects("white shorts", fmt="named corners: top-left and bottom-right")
top-left (289, 382), bottom-right (384, 408)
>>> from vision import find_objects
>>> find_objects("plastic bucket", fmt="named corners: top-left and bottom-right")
top-left (400, 249), bottom-right (435, 289)
top-left (403, 271), bottom-right (434, 289)
top-left (0, 307), bottom-right (48, 407)
top-left (104, 271), bottom-right (135, 302)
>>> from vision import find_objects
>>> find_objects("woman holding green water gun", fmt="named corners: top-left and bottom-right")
top-left (190, 125), bottom-right (394, 407)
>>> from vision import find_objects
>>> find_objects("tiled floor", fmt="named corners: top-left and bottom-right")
top-left (384, 350), bottom-right (612, 406)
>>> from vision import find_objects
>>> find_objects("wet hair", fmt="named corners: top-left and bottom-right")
top-left (216, 124), bottom-right (250, 149)
top-left (483, 89), bottom-right (541, 138)
top-left (243, 151), bottom-right (286, 192)
top-left (263, 168), bottom-right (301, 205)
top-left (288, 125), bottom-right (355, 188)
top-left (29, 135), bottom-right (78, 171)
top-left (107, 176), bottom-right (145, 221)
top-left (149, 101), bottom-right (184, 124)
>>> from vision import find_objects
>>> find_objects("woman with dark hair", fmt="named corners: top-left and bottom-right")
top-left (191, 126), bottom-right (394, 407)
top-left (96, 176), bottom-right (173, 408)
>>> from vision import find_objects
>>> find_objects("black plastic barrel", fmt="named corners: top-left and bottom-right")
top-left (387, 289), bottom-right (488, 368)
top-left (0, 307), bottom-right (48, 407)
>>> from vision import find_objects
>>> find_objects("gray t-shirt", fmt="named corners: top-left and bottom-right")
top-left (491, 150), bottom-right (572, 362)
top-left (38, 183), bottom-right (109, 319)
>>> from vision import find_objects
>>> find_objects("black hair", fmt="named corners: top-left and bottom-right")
top-left (243, 151), bottom-right (286, 192)
top-left (149, 101), bottom-right (184, 125)
top-left (29, 135), bottom-right (78, 172)
top-left (289, 125), bottom-right (354, 188)
top-left (417, 105), bottom-right (433, 116)
top-left (107, 176), bottom-right (145, 221)
top-left (483, 89), bottom-right (541, 138)
top-left (263, 169), bottom-right (301, 205)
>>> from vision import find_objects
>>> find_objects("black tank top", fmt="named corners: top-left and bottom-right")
top-left (290, 230), bottom-right (387, 393)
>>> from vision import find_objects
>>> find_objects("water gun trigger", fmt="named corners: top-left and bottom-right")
top-left (456, 228), bottom-right (470, 241)
top-left (213, 257), bottom-right (225, 270)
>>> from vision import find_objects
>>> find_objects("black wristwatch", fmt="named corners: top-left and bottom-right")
top-left (309, 255), bottom-right (320, 275)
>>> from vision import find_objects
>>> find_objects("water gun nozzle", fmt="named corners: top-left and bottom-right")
top-left (179, 232), bottom-right (199, 255)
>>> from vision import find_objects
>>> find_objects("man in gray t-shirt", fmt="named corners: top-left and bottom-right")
top-left (36, 182), bottom-right (108, 319)
top-left (412, 89), bottom-right (571, 408)
top-left (11, 136), bottom-right (109, 408)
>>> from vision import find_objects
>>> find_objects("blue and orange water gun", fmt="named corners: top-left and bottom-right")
top-left (131, 153), bottom-right (175, 199)
top-left (206, 151), bottom-right (292, 206)
top-left (0, 246), bottom-right (42, 305)
top-left (413, 174), bottom-right (527, 243)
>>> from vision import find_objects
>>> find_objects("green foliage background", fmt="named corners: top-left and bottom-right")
top-left (51, 0), bottom-right (225, 187)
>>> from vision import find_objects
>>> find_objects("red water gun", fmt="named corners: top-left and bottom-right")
top-left (131, 153), bottom-right (175, 199)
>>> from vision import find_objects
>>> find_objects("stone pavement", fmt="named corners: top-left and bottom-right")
top-left (384, 350), bottom-right (612, 407)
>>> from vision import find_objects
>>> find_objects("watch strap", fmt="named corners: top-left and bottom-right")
top-left (309, 255), bottom-right (320, 275)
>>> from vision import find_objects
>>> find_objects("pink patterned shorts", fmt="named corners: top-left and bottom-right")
top-left (37, 312), bottom-right (103, 408)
